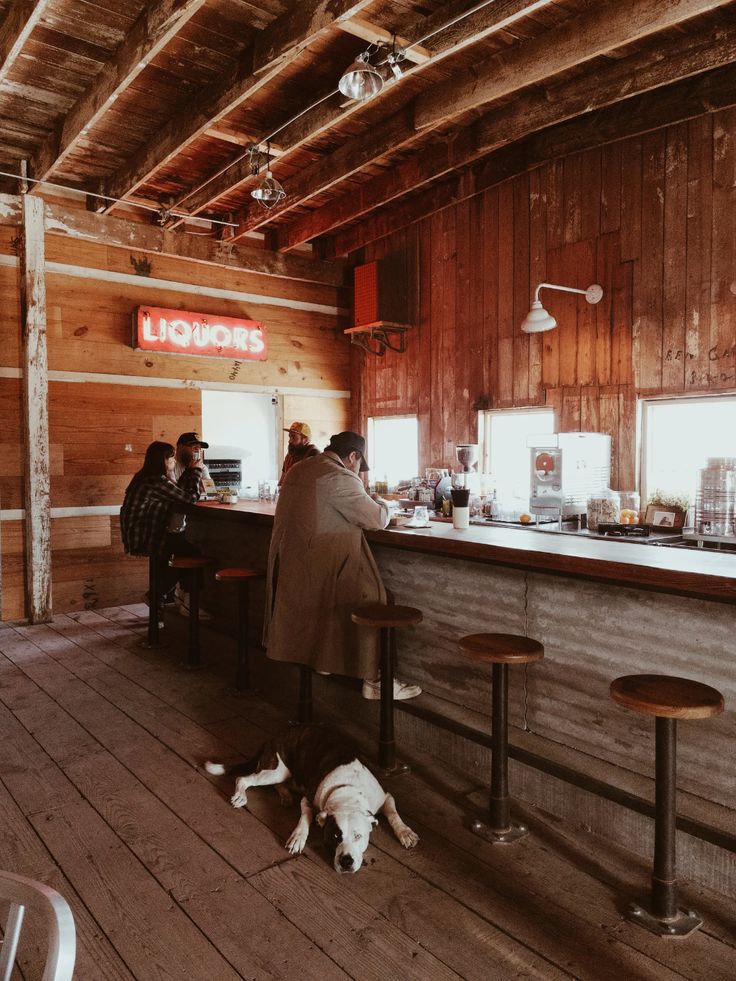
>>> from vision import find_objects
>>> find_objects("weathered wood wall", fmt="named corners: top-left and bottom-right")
top-left (351, 107), bottom-right (736, 489)
top-left (1, 221), bottom-right (349, 620)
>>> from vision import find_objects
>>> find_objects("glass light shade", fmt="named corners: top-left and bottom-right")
top-left (521, 300), bottom-right (557, 333)
top-left (251, 171), bottom-right (286, 209)
top-left (339, 54), bottom-right (383, 101)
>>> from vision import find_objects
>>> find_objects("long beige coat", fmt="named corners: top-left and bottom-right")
top-left (263, 451), bottom-right (390, 678)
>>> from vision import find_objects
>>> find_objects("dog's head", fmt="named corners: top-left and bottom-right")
top-left (317, 808), bottom-right (377, 873)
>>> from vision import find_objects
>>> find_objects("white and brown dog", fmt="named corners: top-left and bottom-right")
top-left (205, 724), bottom-right (418, 873)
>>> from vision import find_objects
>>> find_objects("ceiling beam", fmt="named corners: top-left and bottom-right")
top-left (327, 61), bottom-right (736, 257)
top-left (414, 0), bottom-right (734, 132)
top-left (0, 0), bottom-right (52, 86)
top-left (335, 17), bottom-right (431, 63)
top-left (0, 193), bottom-right (346, 285)
top-left (99, 0), bottom-right (375, 211)
top-left (190, 0), bottom-right (555, 224)
top-left (32, 0), bottom-right (207, 183)
top-left (275, 6), bottom-right (736, 250)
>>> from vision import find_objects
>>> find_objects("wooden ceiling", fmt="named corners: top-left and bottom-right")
top-left (2, 0), bottom-right (735, 258)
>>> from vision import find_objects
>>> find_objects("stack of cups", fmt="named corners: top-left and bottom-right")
top-left (451, 488), bottom-right (470, 529)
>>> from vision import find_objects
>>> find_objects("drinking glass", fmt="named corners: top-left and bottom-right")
top-left (413, 505), bottom-right (429, 526)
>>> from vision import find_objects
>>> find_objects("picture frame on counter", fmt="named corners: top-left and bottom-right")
top-left (643, 505), bottom-right (686, 530)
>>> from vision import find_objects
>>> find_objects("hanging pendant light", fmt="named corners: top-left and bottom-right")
top-left (339, 50), bottom-right (383, 101)
top-left (250, 142), bottom-right (286, 210)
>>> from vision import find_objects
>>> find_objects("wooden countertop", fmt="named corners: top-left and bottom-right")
top-left (192, 501), bottom-right (736, 604)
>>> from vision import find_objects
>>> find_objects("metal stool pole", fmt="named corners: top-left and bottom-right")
top-left (652, 716), bottom-right (678, 920)
top-left (379, 625), bottom-right (395, 770)
top-left (299, 665), bottom-right (312, 723)
top-left (146, 555), bottom-right (160, 646)
top-left (185, 572), bottom-right (201, 669)
top-left (489, 661), bottom-right (510, 832)
top-left (235, 580), bottom-right (250, 692)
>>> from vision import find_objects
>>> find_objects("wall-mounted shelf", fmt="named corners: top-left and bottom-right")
top-left (344, 321), bottom-right (411, 356)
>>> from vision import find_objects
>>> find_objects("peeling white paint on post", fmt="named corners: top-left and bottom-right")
top-left (21, 193), bottom-right (52, 622)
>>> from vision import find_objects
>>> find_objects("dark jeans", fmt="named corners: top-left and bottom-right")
top-left (156, 532), bottom-right (202, 600)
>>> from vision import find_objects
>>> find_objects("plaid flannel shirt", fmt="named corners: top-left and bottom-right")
top-left (120, 469), bottom-right (201, 557)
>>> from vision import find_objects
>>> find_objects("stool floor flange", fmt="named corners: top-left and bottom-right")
top-left (179, 661), bottom-right (205, 673)
top-left (470, 819), bottom-right (529, 844)
top-left (375, 760), bottom-right (410, 779)
top-left (627, 903), bottom-right (702, 938)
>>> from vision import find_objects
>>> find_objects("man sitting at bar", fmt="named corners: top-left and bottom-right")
top-left (168, 431), bottom-right (212, 618)
top-left (264, 430), bottom-right (421, 699)
top-left (278, 420), bottom-right (320, 486)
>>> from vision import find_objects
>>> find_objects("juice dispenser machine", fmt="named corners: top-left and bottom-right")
top-left (529, 432), bottom-right (611, 522)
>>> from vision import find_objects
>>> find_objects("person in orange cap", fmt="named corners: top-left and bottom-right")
top-left (279, 421), bottom-right (319, 486)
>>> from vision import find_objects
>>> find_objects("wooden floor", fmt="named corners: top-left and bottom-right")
top-left (0, 607), bottom-right (734, 981)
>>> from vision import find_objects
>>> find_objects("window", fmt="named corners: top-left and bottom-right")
top-left (481, 408), bottom-right (555, 501)
top-left (641, 395), bottom-right (736, 505)
top-left (202, 390), bottom-right (279, 488)
top-left (367, 416), bottom-right (419, 487)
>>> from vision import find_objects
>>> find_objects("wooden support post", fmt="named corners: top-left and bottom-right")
top-left (20, 193), bottom-right (52, 622)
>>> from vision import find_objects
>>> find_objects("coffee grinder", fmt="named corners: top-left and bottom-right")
top-left (455, 443), bottom-right (479, 488)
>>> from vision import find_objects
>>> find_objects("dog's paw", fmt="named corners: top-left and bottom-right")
top-left (397, 826), bottom-right (419, 848)
top-left (230, 790), bottom-right (248, 809)
top-left (285, 828), bottom-right (308, 854)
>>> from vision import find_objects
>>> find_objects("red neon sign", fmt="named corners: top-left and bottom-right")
top-left (133, 306), bottom-right (268, 361)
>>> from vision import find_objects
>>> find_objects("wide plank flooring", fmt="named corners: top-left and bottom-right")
top-left (0, 606), bottom-right (734, 980)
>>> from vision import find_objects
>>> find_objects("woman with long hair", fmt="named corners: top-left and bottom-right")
top-left (120, 440), bottom-right (202, 605)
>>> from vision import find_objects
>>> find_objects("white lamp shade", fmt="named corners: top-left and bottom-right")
top-left (339, 57), bottom-right (383, 101)
top-left (521, 300), bottom-right (557, 333)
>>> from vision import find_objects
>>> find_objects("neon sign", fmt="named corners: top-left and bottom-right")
top-left (133, 306), bottom-right (267, 361)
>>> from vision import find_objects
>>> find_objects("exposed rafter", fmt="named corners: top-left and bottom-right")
top-left (31, 0), bottom-right (207, 184)
top-left (327, 61), bottom-right (736, 257)
top-left (274, 0), bottom-right (736, 251)
top-left (179, 0), bottom-right (556, 220)
top-left (335, 17), bottom-right (431, 64)
top-left (99, 0), bottom-right (376, 211)
top-left (0, 0), bottom-right (52, 86)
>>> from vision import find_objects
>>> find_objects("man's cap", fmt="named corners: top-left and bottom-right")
top-left (284, 421), bottom-right (311, 439)
top-left (177, 431), bottom-right (209, 448)
top-left (325, 431), bottom-right (369, 472)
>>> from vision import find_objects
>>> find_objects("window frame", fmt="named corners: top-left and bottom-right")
top-left (479, 406), bottom-right (557, 498)
top-left (639, 392), bottom-right (736, 506)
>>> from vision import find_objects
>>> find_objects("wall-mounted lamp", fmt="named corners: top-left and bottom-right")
top-left (521, 282), bottom-right (603, 333)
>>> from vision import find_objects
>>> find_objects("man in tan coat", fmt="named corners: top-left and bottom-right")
top-left (263, 431), bottom-right (421, 699)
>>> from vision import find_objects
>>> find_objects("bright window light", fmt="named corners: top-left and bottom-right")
top-left (483, 409), bottom-right (555, 501)
top-left (367, 416), bottom-right (419, 487)
top-left (642, 396), bottom-right (736, 505)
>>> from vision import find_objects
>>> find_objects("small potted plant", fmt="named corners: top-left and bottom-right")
top-left (644, 489), bottom-right (689, 530)
top-left (217, 486), bottom-right (239, 505)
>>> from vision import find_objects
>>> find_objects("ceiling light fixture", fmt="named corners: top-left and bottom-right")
top-left (521, 282), bottom-right (603, 333)
top-left (386, 36), bottom-right (406, 81)
top-left (249, 142), bottom-right (286, 210)
top-left (338, 49), bottom-right (383, 101)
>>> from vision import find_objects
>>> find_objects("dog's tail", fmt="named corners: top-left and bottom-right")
top-left (204, 753), bottom-right (260, 777)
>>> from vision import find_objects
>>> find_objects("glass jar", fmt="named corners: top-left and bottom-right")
top-left (618, 491), bottom-right (640, 525)
top-left (587, 489), bottom-right (620, 531)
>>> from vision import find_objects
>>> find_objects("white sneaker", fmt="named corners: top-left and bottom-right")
top-left (315, 670), bottom-right (331, 676)
top-left (362, 678), bottom-right (422, 700)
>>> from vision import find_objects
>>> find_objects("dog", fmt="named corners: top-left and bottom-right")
top-left (205, 724), bottom-right (418, 873)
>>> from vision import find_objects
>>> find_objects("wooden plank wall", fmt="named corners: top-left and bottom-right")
top-left (352, 106), bottom-right (736, 490)
top-left (1, 224), bottom-right (350, 620)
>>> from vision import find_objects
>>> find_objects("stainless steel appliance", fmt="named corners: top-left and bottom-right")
top-left (529, 432), bottom-right (611, 520)
top-left (207, 455), bottom-right (243, 491)
top-left (455, 443), bottom-right (479, 489)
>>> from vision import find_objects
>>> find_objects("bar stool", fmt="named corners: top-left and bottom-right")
top-left (143, 554), bottom-right (162, 647)
top-left (169, 557), bottom-right (211, 670)
top-left (351, 602), bottom-right (422, 775)
top-left (215, 568), bottom-right (262, 693)
top-left (610, 673), bottom-right (724, 937)
top-left (458, 632), bottom-right (544, 843)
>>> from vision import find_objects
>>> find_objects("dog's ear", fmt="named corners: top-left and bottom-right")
top-left (315, 810), bottom-right (328, 827)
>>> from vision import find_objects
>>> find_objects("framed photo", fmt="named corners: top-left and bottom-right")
top-left (644, 505), bottom-right (686, 530)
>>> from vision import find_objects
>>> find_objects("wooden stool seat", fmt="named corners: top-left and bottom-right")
top-left (459, 633), bottom-right (544, 665)
top-left (351, 603), bottom-right (423, 628)
top-left (610, 674), bottom-right (724, 720)
top-left (169, 557), bottom-right (211, 570)
top-left (610, 671), bottom-right (725, 937)
top-left (215, 567), bottom-right (262, 581)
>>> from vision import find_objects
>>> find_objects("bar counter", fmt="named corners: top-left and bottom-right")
top-left (187, 500), bottom-right (736, 898)
top-left (192, 500), bottom-right (736, 604)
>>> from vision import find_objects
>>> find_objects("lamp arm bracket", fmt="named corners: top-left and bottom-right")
top-left (534, 282), bottom-right (603, 304)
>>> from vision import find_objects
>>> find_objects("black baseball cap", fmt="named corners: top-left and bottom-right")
top-left (177, 431), bottom-right (209, 448)
top-left (325, 431), bottom-right (369, 472)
